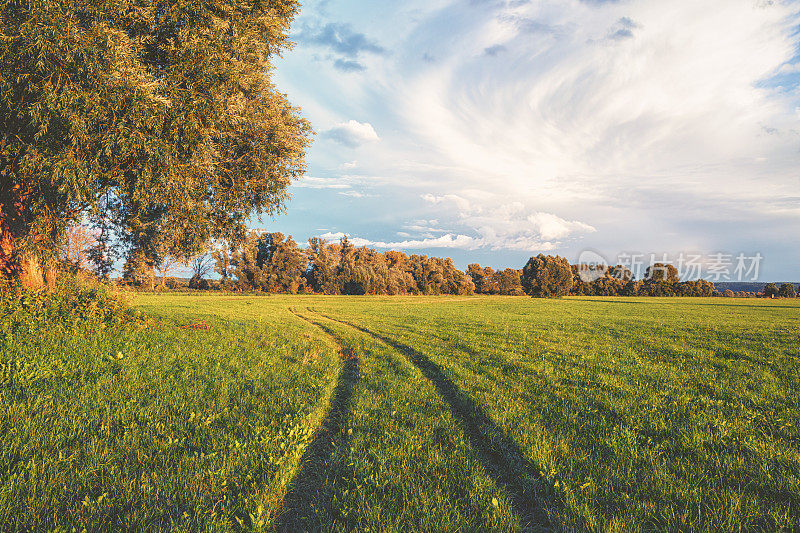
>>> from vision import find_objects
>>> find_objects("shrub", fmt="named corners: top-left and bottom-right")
top-left (0, 275), bottom-right (138, 341)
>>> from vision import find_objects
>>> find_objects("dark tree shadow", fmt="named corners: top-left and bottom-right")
top-left (313, 310), bottom-right (560, 532)
top-left (272, 311), bottom-right (360, 532)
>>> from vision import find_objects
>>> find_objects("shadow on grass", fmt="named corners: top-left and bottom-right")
top-left (273, 310), bottom-right (359, 532)
top-left (314, 310), bottom-right (558, 532)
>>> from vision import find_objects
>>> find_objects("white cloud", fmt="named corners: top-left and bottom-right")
top-left (527, 212), bottom-right (596, 241)
top-left (319, 231), bottom-right (478, 250)
top-left (778, 62), bottom-right (800, 74)
top-left (322, 120), bottom-right (380, 148)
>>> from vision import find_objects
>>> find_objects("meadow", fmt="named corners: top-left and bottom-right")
top-left (1, 293), bottom-right (798, 531)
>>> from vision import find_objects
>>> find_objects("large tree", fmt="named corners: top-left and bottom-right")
top-left (0, 0), bottom-right (311, 287)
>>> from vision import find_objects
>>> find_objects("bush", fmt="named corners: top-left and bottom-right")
top-left (0, 275), bottom-right (138, 340)
top-left (521, 254), bottom-right (573, 298)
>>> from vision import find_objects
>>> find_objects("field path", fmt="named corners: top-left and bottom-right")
top-left (273, 309), bottom-right (360, 531)
top-left (308, 308), bottom-right (554, 532)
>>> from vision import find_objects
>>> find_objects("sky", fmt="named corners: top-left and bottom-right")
top-left (262, 0), bottom-right (800, 281)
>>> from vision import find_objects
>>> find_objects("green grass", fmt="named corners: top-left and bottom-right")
top-left (2, 294), bottom-right (798, 531)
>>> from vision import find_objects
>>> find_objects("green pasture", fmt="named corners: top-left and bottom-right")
top-left (1, 294), bottom-right (798, 531)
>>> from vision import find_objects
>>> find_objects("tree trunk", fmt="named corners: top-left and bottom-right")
top-left (0, 189), bottom-right (46, 289)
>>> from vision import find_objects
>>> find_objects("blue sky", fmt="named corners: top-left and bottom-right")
top-left (261, 0), bottom-right (800, 281)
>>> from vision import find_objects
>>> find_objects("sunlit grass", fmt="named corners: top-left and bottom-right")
top-left (2, 294), bottom-right (797, 531)
top-left (312, 296), bottom-right (800, 531)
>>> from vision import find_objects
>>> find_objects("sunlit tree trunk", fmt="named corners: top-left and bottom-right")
top-left (0, 189), bottom-right (52, 289)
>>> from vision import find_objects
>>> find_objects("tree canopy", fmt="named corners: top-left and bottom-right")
top-left (0, 0), bottom-right (311, 286)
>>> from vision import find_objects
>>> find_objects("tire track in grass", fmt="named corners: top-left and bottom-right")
top-left (273, 309), bottom-right (360, 532)
top-left (309, 308), bottom-right (556, 532)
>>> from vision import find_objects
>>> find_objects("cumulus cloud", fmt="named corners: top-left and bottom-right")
top-left (421, 193), bottom-right (472, 212)
top-left (322, 120), bottom-right (380, 148)
top-left (417, 194), bottom-right (595, 250)
top-left (528, 212), bottom-right (596, 241)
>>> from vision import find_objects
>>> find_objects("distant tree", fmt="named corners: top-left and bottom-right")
top-left (645, 263), bottom-right (680, 283)
top-left (723, 289), bottom-right (735, 298)
top-left (592, 276), bottom-right (626, 296)
top-left (607, 265), bottom-right (634, 282)
top-left (122, 248), bottom-right (155, 290)
top-left (763, 283), bottom-right (780, 298)
top-left (212, 247), bottom-right (233, 287)
top-left (569, 265), bottom-right (594, 296)
top-left (189, 254), bottom-right (215, 290)
top-left (231, 233), bottom-right (264, 290)
top-left (495, 268), bottom-right (525, 296)
top-left (640, 281), bottom-right (676, 297)
top-left (621, 280), bottom-right (643, 296)
top-left (481, 267), bottom-right (499, 294)
top-left (155, 245), bottom-right (181, 288)
top-left (467, 264), bottom-right (489, 293)
top-left (306, 238), bottom-right (340, 294)
top-left (467, 264), bottom-right (521, 295)
top-left (675, 280), bottom-right (715, 297)
top-left (521, 254), bottom-right (573, 298)
top-left (778, 283), bottom-right (797, 298)
top-left (61, 224), bottom-right (97, 272)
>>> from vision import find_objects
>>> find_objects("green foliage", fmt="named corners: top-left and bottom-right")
top-left (225, 231), bottom-right (307, 293)
top-left (0, 275), bottom-right (136, 340)
top-left (216, 235), bottom-right (475, 295)
top-left (521, 254), bottom-right (573, 298)
top-left (0, 0), bottom-right (311, 267)
top-left (676, 279), bottom-right (716, 297)
top-left (467, 264), bottom-right (525, 295)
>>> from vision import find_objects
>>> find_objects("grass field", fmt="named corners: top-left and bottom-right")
top-left (2, 294), bottom-right (798, 531)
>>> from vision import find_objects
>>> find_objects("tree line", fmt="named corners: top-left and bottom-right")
top-left (106, 233), bottom-right (796, 298)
